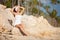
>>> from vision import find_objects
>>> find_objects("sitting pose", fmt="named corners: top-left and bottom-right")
top-left (12, 6), bottom-right (28, 36)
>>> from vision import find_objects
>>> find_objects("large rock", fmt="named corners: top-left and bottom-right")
top-left (0, 4), bottom-right (60, 40)
top-left (0, 34), bottom-right (60, 40)
top-left (11, 27), bottom-right (22, 36)
top-left (0, 4), bottom-right (6, 9)
top-left (5, 8), bottom-right (14, 21)
top-left (0, 13), bottom-right (13, 33)
top-left (0, 5), bottom-right (14, 32)
top-left (21, 15), bottom-right (60, 38)
top-left (0, 34), bottom-right (40, 40)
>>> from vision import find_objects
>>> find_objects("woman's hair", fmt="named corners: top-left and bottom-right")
top-left (13, 8), bottom-right (17, 13)
top-left (13, 6), bottom-right (25, 15)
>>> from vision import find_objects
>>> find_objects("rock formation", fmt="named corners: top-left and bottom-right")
top-left (0, 4), bottom-right (60, 40)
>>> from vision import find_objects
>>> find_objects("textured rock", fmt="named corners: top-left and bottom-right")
top-left (0, 4), bottom-right (60, 40)
top-left (11, 27), bottom-right (22, 36)
top-left (21, 15), bottom-right (60, 38)
top-left (0, 5), bottom-right (14, 32)
top-left (0, 34), bottom-right (60, 40)
top-left (5, 8), bottom-right (14, 21)
top-left (0, 34), bottom-right (40, 40)
top-left (0, 12), bottom-right (13, 32)
top-left (0, 4), bottom-right (6, 9)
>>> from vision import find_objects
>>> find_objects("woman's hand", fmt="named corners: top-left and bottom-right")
top-left (19, 7), bottom-right (25, 15)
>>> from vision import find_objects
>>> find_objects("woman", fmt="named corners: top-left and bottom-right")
top-left (12, 6), bottom-right (28, 36)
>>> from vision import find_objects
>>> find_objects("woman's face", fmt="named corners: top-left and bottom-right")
top-left (12, 6), bottom-right (21, 16)
top-left (13, 6), bottom-right (20, 13)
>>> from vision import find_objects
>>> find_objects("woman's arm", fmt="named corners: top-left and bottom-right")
top-left (19, 7), bottom-right (25, 15)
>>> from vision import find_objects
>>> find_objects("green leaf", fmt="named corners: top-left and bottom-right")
top-left (50, 9), bottom-right (57, 18)
top-left (51, 0), bottom-right (57, 4)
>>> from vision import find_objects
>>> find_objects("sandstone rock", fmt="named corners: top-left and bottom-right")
top-left (0, 4), bottom-right (60, 40)
top-left (5, 8), bottom-right (15, 26)
top-left (0, 13), bottom-right (13, 32)
top-left (0, 5), bottom-right (14, 32)
top-left (0, 36), bottom-right (5, 40)
top-left (0, 34), bottom-right (60, 40)
top-left (0, 4), bottom-right (6, 9)
top-left (11, 27), bottom-right (22, 36)
top-left (0, 34), bottom-right (41, 40)
top-left (5, 8), bottom-right (14, 21)
top-left (21, 15), bottom-right (60, 38)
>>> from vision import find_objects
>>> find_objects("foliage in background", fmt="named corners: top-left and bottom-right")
top-left (56, 16), bottom-right (60, 24)
top-left (3, 0), bottom-right (12, 8)
top-left (24, 0), bottom-right (44, 16)
top-left (51, 0), bottom-right (60, 4)
top-left (24, 0), bottom-right (60, 26)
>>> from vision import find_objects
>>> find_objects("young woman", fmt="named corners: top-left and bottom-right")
top-left (12, 6), bottom-right (28, 36)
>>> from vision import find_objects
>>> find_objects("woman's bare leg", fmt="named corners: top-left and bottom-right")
top-left (15, 24), bottom-right (28, 36)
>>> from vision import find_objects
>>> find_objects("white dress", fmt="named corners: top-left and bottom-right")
top-left (13, 15), bottom-right (22, 26)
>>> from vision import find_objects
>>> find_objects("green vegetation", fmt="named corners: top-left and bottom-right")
top-left (56, 16), bottom-right (60, 23)
top-left (51, 0), bottom-right (60, 4)
top-left (49, 9), bottom-right (57, 18)
top-left (5, 0), bottom-right (12, 8)
top-left (51, 0), bottom-right (57, 4)
top-left (3, 0), bottom-right (12, 8)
